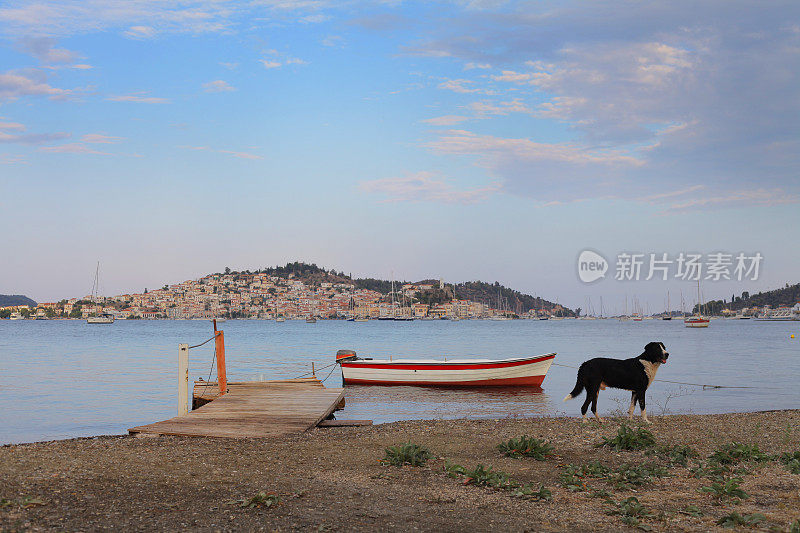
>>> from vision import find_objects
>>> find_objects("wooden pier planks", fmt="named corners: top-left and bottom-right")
top-left (128, 379), bottom-right (345, 439)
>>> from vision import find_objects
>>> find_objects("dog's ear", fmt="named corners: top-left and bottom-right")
top-left (644, 342), bottom-right (659, 356)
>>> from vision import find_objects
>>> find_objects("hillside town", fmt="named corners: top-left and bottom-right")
top-left (1, 271), bottom-right (567, 320)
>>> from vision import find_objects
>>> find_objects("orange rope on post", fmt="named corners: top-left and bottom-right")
top-left (215, 330), bottom-right (227, 395)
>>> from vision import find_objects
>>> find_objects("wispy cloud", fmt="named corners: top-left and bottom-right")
top-left (437, 78), bottom-right (483, 94)
top-left (429, 129), bottom-right (644, 166)
top-left (202, 79), bottom-right (236, 92)
top-left (359, 171), bottom-right (500, 204)
top-left (39, 142), bottom-right (111, 155)
top-left (123, 25), bottom-right (157, 39)
top-left (106, 93), bottom-right (169, 104)
top-left (81, 133), bottom-right (123, 143)
top-left (180, 145), bottom-right (263, 160)
top-left (663, 189), bottom-right (797, 213)
top-left (421, 115), bottom-right (470, 126)
top-left (0, 70), bottom-right (72, 101)
top-left (16, 37), bottom-right (79, 63)
top-left (0, 130), bottom-right (70, 144)
top-left (0, 1), bottom-right (237, 37)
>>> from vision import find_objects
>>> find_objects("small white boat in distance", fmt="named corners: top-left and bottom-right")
top-left (336, 350), bottom-right (555, 387)
top-left (87, 314), bottom-right (114, 324)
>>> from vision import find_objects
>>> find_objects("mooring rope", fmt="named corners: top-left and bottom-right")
top-left (319, 363), bottom-right (340, 383)
top-left (551, 361), bottom-right (774, 390)
top-left (187, 335), bottom-right (216, 350)
top-left (292, 362), bottom-right (338, 379)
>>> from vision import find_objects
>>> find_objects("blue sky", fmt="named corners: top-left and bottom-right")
top-left (1, 0), bottom-right (798, 310)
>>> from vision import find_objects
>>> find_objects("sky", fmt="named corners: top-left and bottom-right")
top-left (1, 0), bottom-right (798, 312)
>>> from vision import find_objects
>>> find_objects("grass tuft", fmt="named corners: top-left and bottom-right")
top-left (700, 476), bottom-right (748, 501)
top-left (497, 435), bottom-right (554, 460)
top-left (780, 451), bottom-right (800, 474)
top-left (650, 444), bottom-right (698, 466)
top-left (446, 463), bottom-right (552, 501)
top-left (382, 443), bottom-right (433, 467)
top-left (716, 511), bottom-right (766, 528)
top-left (679, 505), bottom-right (703, 518)
top-left (599, 424), bottom-right (656, 451)
top-left (708, 442), bottom-right (772, 465)
top-left (606, 496), bottom-right (655, 530)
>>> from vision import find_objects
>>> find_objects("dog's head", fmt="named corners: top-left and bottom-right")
top-left (642, 341), bottom-right (669, 364)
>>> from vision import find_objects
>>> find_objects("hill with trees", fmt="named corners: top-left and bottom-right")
top-left (702, 282), bottom-right (800, 314)
top-left (0, 295), bottom-right (37, 307)
top-left (229, 262), bottom-right (574, 316)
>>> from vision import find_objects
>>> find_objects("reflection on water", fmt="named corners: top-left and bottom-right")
top-left (1, 318), bottom-right (799, 444)
top-left (343, 385), bottom-right (554, 423)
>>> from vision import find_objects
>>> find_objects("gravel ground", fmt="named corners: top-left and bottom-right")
top-left (2, 411), bottom-right (799, 532)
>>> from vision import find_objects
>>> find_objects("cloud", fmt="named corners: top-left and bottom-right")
top-left (359, 171), bottom-right (500, 204)
top-left (662, 188), bottom-right (797, 213)
top-left (181, 145), bottom-right (263, 160)
top-left (437, 78), bottom-right (482, 94)
top-left (106, 93), bottom-right (169, 103)
top-left (39, 142), bottom-right (111, 154)
top-left (468, 98), bottom-right (531, 117)
top-left (259, 55), bottom-right (305, 69)
top-left (421, 115), bottom-right (470, 126)
top-left (81, 133), bottom-right (123, 143)
top-left (218, 149), bottom-right (263, 160)
top-left (0, 121), bottom-right (25, 131)
top-left (404, 1), bottom-right (800, 210)
top-left (17, 37), bottom-right (79, 63)
top-left (123, 25), bottom-right (157, 39)
top-left (321, 35), bottom-right (342, 47)
top-left (0, 70), bottom-right (72, 101)
top-left (219, 61), bottom-right (239, 70)
top-left (0, 1), bottom-right (237, 37)
top-left (202, 79), bottom-right (236, 92)
top-left (464, 62), bottom-right (491, 70)
top-left (429, 129), bottom-right (643, 166)
top-left (0, 130), bottom-right (70, 144)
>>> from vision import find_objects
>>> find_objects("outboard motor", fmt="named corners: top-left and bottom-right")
top-left (336, 349), bottom-right (358, 363)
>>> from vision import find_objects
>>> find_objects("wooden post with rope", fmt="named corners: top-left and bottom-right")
top-left (213, 319), bottom-right (227, 395)
top-left (178, 343), bottom-right (189, 415)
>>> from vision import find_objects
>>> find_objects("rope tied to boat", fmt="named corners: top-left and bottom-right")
top-left (550, 362), bottom-right (777, 390)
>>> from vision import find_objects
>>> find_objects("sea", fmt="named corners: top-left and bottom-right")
top-left (1, 318), bottom-right (798, 445)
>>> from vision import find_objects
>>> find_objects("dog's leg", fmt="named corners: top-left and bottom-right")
top-left (638, 391), bottom-right (650, 424)
top-left (628, 392), bottom-right (637, 420)
top-left (580, 393), bottom-right (592, 424)
top-left (590, 385), bottom-right (604, 423)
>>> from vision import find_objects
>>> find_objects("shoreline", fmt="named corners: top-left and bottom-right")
top-left (2, 410), bottom-right (799, 531)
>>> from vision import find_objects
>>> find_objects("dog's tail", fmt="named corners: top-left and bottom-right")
top-left (563, 367), bottom-right (585, 402)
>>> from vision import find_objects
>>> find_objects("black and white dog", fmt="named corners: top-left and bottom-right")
top-left (563, 341), bottom-right (669, 424)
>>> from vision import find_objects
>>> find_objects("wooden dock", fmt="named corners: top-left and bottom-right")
top-left (129, 377), bottom-right (346, 439)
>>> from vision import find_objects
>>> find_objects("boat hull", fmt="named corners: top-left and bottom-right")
top-left (340, 353), bottom-right (555, 387)
top-left (684, 318), bottom-right (710, 328)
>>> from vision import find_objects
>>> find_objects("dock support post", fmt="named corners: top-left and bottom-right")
top-left (178, 344), bottom-right (189, 415)
top-left (215, 330), bottom-right (227, 395)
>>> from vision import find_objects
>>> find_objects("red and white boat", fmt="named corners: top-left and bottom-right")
top-left (684, 316), bottom-right (710, 328)
top-left (336, 350), bottom-right (556, 387)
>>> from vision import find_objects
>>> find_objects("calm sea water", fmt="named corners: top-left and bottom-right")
top-left (1, 319), bottom-right (798, 444)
